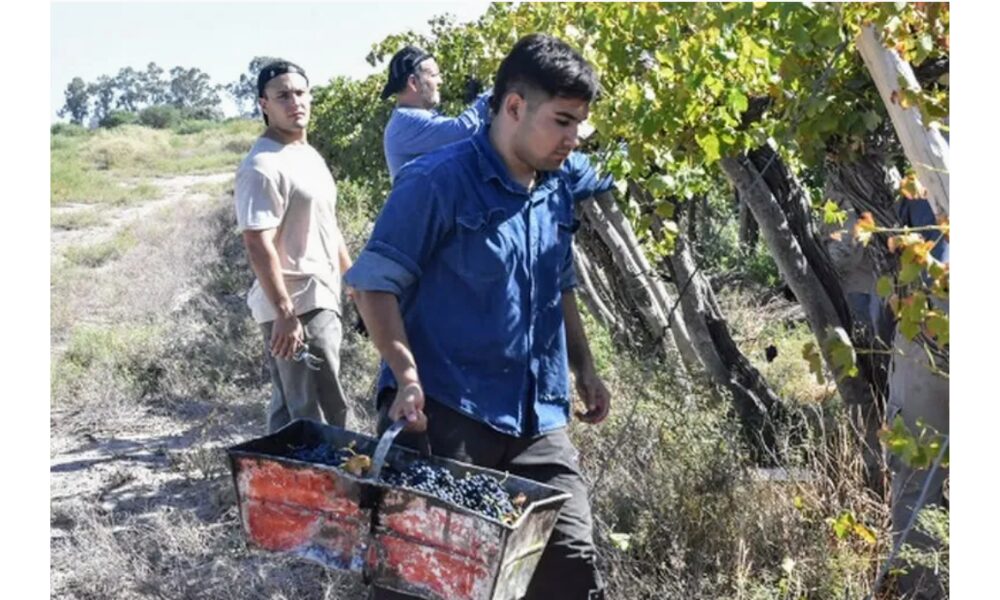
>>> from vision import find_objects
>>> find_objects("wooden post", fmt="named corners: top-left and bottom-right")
top-left (856, 24), bottom-right (949, 218)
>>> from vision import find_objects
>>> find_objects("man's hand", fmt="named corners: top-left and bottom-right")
top-left (389, 382), bottom-right (428, 432)
top-left (463, 76), bottom-right (484, 104)
top-left (574, 368), bottom-right (611, 424)
top-left (270, 312), bottom-right (304, 360)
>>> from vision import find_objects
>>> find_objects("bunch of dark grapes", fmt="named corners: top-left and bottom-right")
top-left (381, 462), bottom-right (525, 523)
top-left (287, 443), bottom-right (354, 467)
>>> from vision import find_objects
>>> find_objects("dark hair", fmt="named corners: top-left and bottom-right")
top-left (380, 46), bottom-right (434, 100)
top-left (489, 34), bottom-right (599, 114)
top-left (257, 60), bottom-right (309, 125)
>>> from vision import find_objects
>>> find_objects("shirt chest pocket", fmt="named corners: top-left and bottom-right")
top-left (449, 209), bottom-right (516, 282)
top-left (541, 214), bottom-right (578, 276)
top-left (555, 217), bottom-right (579, 249)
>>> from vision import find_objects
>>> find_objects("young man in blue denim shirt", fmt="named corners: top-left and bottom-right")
top-left (349, 34), bottom-right (611, 599)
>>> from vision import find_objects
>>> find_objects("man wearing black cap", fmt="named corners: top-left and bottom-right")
top-left (380, 45), bottom-right (492, 180)
top-left (234, 60), bottom-right (353, 433)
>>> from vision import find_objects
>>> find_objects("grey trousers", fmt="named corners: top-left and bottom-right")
top-left (260, 308), bottom-right (348, 433)
top-left (887, 332), bottom-right (949, 600)
top-left (372, 392), bottom-right (604, 600)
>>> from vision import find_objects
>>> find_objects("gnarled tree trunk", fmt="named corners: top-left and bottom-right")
top-left (720, 149), bottom-right (886, 492)
top-left (572, 191), bottom-right (700, 380)
top-left (667, 235), bottom-right (784, 463)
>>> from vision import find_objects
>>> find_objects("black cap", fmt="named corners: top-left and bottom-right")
top-left (257, 60), bottom-right (309, 98)
top-left (380, 46), bottom-right (433, 100)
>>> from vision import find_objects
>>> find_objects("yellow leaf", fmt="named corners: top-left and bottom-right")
top-left (937, 216), bottom-right (950, 241)
top-left (900, 173), bottom-right (926, 199)
top-left (853, 211), bottom-right (876, 246)
top-left (853, 522), bottom-right (877, 545)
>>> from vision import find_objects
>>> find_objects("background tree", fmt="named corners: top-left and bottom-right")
top-left (168, 66), bottom-right (223, 119)
top-left (58, 76), bottom-right (90, 125)
top-left (140, 62), bottom-right (170, 106)
top-left (226, 56), bottom-right (283, 118)
top-left (113, 66), bottom-right (147, 112)
top-left (87, 74), bottom-right (118, 126)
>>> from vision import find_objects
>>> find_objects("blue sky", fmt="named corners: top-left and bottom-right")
top-left (51, 1), bottom-right (491, 122)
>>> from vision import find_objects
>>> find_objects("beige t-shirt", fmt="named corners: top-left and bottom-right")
top-left (234, 136), bottom-right (342, 323)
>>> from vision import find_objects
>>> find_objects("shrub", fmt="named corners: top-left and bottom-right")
top-left (62, 229), bottom-right (138, 267)
top-left (139, 105), bottom-right (184, 129)
top-left (85, 126), bottom-right (172, 171)
top-left (51, 122), bottom-right (89, 137)
top-left (51, 208), bottom-right (106, 230)
top-left (172, 119), bottom-right (217, 135)
top-left (100, 110), bottom-right (139, 129)
top-left (182, 105), bottom-right (224, 121)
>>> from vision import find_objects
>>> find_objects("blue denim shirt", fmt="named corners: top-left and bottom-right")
top-left (346, 128), bottom-right (612, 437)
top-left (384, 93), bottom-right (492, 181)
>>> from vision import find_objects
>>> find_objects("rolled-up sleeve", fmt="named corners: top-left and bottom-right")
top-left (344, 165), bottom-right (450, 296)
top-left (234, 166), bottom-right (283, 232)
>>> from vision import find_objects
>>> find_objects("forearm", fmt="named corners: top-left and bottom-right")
top-left (337, 230), bottom-right (353, 275)
top-left (354, 290), bottom-right (419, 387)
top-left (562, 291), bottom-right (596, 376)
top-left (243, 232), bottom-right (295, 318)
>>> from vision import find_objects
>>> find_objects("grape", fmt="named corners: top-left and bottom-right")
top-left (285, 443), bottom-right (527, 522)
top-left (379, 461), bottom-right (525, 523)
top-left (287, 442), bottom-right (361, 472)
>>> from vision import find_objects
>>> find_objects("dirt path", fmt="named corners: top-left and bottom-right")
top-left (51, 172), bottom-right (225, 493)
top-left (51, 172), bottom-right (233, 256)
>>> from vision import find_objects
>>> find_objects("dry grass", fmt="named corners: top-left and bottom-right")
top-left (62, 227), bottom-right (139, 268)
top-left (51, 208), bottom-right (108, 230)
top-left (565, 283), bottom-right (891, 598)
top-left (187, 176), bottom-right (235, 198)
top-left (717, 285), bottom-right (839, 404)
top-left (51, 120), bottom-right (258, 207)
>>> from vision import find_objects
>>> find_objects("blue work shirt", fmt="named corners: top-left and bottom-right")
top-left (346, 128), bottom-right (613, 437)
top-left (384, 92), bottom-right (492, 181)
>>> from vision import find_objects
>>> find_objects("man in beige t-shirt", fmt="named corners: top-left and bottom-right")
top-left (234, 61), bottom-right (353, 433)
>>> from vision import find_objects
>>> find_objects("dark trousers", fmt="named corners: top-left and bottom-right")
top-left (260, 308), bottom-right (347, 433)
top-left (371, 390), bottom-right (604, 600)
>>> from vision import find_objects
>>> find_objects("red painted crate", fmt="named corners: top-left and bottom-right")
top-left (227, 420), bottom-right (571, 600)
top-left (228, 420), bottom-right (374, 572)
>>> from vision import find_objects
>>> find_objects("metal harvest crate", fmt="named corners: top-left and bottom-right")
top-left (227, 419), bottom-right (571, 600)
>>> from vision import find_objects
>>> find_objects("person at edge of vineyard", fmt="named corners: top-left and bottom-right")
top-left (379, 44), bottom-right (494, 182)
top-left (887, 194), bottom-right (949, 600)
top-left (347, 34), bottom-right (613, 600)
top-left (379, 43), bottom-right (613, 202)
top-left (233, 60), bottom-right (354, 434)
